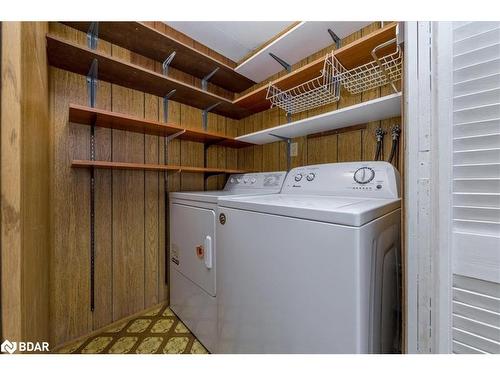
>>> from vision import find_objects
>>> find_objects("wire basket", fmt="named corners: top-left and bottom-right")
top-left (334, 38), bottom-right (403, 95)
top-left (266, 52), bottom-right (341, 114)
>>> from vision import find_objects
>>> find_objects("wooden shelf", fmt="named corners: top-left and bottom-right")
top-left (236, 93), bottom-right (402, 144)
top-left (46, 35), bottom-right (251, 119)
top-left (61, 22), bottom-right (255, 93)
top-left (235, 21), bottom-right (370, 83)
top-left (234, 23), bottom-right (398, 114)
top-left (69, 104), bottom-right (251, 148)
top-left (72, 160), bottom-right (247, 175)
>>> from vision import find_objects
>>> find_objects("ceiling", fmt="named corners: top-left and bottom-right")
top-left (165, 21), bottom-right (295, 62)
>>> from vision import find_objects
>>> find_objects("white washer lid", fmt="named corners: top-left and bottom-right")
top-left (217, 194), bottom-right (401, 227)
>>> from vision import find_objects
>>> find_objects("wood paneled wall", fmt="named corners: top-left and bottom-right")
top-left (236, 22), bottom-right (403, 173)
top-left (1, 22), bottom-right (50, 346)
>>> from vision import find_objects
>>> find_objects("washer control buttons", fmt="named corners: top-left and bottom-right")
top-left (353, 167), bottom-right (375, 184)
top-left (376, 184), bottom-right (382, 190)
top-left (306, 173), bottom-right (315, 182)
top-left (294, 173), bottom-right (303, 182)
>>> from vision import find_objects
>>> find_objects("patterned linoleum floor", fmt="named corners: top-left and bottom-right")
top-left (56, 304), bottom-right (208, 354)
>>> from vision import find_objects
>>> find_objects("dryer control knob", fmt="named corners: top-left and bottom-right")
top-left (251, 178), bottom-right (256, 184)
top-left (306, 173), bottom-right (315, 181)
top-left (294, 173), bottom-right (303, 182)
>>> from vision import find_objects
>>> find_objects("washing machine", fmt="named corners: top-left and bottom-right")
top-left (169, 171), bottom-right (287, 353)
top-left (216, 162), bottom-right (401, 353)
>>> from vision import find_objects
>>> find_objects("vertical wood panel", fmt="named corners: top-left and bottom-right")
top-left (226, 118), bottom-right (239, 172)
top-left (262, 108), bottom-right (281, 172)
top-left (180, 105), bottom-right (204, 191)
top-left (92, 56), bottom-right (113, 331)
top-left (51, 68), bottom-right (91, 344)
top-left (144, 93), bottom-right (160, 307)
top-left (2, 21), bottom-right (51, 346)
top-left (338, 131), bottom-right (363, 162)
top-left (206, 112), bottom-right (219, 190)
top-left (111, 45), bottom-right (145, 321)
top-left (1, 22), bottom-right (23, 344)
top-left (19, 22), bottom-right (50, 343)
top-left (217, 115), bottom-right (228, 189)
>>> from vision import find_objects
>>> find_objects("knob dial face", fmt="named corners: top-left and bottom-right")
top-left (306, 173), bottom-right (315, 181)
top-left (294, 173), bottom-right (303, 182)
top-left (354, 167), bottom-right (375, 184)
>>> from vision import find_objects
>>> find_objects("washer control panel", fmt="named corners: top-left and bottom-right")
top-left (224, 172), bottom-right (287, 192)
top-left (282, 162), bottom-right (400, 198)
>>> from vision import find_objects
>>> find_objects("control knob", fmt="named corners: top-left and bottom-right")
top-left (353, 167), bottom-right (375, 184)
top-left (294, 173), bottom-right (303, 182)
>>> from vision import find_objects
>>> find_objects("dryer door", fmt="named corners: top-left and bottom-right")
top-left (171, 203), bottom-right (216, 296)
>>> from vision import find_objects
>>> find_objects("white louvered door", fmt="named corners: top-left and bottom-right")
top-left (451, 21), bottom-right (500, 354)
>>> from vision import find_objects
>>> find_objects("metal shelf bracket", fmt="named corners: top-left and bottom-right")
top-left (269, 52), bottom-right (291, 73)
top-left (202, 102), bottom-right (221, 131)
top-left (167, 130), bottom-right (185, 142)
top-left (87, 22), bottom-right (99, 50)
top-left (163, 89), bottom-right (176, 123)
top-left (162, 51), bottom-right (176, 76)
top-left (201, 67), bottom-right (220, 91)
top-left (328, 29), bottom-right (341, 48)
top-left (269, 134), bottom-right (292, 171)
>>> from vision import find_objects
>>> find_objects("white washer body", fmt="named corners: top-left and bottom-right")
top-left (216, 162), bottom-right (401, 353)
top-left (169, 172), bottom-right (287, 352)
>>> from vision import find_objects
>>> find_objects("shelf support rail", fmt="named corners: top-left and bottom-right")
top-left (162, 89), bottom-right (177, 285)
top-left (86, 58), bottom-right (98, 312)
top-left (328, 28), bottom-right (342, 125)
top-left (201, 67), bottom-right (220, 91)
top-left (269, 53), bottom-right (293, 119)
top-left (269, 134), bottom-right (292, 172)
top-left (202, 102), bottom-right (222, 190)
top-left (162, 51), bottom-right (176, 76)
top-left (87, 22), bottom-right (99, 50)
top-left (163, 89), bottom-right (177, 122)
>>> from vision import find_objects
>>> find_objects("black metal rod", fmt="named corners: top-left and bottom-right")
top-left (387, 125), bottom-right (401, 167)
top-left (87, 59), bottom-right (98, 312)
top-left (163, 95), bottom-right (170, 285)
